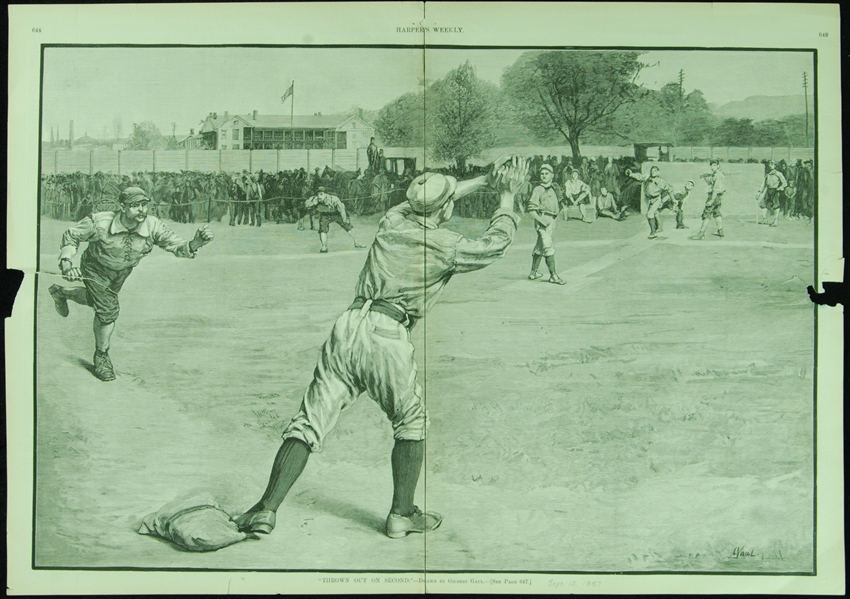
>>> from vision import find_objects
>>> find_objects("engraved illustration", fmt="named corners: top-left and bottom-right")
top-left (34, 45), bottom-right (816, 574)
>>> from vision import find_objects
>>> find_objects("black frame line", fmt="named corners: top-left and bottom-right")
top-left (31, 43), bottom-right (820, 576)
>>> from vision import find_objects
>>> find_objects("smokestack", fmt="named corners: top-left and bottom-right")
top-left (69, 120), bottom-right (74, 149)
top-left (224, 111), bottom-right (229, 119)
top-left (190, 128), bottom-right (194, 135)
top-left (358, 108), bottom-right (363, 118)
top-left (252, 110), bottom-right (257, 120)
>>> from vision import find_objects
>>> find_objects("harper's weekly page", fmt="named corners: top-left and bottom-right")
top-left (5, 2), bottom-right (844, 595)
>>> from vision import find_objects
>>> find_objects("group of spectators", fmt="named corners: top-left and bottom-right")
top-left (762, 158), bottom-right (815, 221)
top-left (40, 153), bottom-right (814, 228)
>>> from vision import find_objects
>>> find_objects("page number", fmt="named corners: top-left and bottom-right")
top-left (32, 27), bottom-right (41, 33)
top-left (819, 32), bottom-right (828, 37)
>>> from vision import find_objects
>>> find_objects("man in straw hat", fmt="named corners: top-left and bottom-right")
top-left (526, 162), bottom-right (567, 284)
top-left (48, 187), bottom-right (215, 381)
top-left (234, 157), bottom-right (527, 542)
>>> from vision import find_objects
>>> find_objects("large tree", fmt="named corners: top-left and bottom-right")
top-left (502, 51), bottom-right (646, 160)
top-left (374, 92), bottom-right (426, 147)
top-left (428, 61), bottom-right (499, 172)
top-left (127, 121), bottom-right (167, 150)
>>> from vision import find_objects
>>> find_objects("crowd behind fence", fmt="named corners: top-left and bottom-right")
top-left (40, 153), bottom-right (815, 225)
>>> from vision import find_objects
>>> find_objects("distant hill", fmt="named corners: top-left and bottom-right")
top-left (713, 94), bottom-right (814, 121)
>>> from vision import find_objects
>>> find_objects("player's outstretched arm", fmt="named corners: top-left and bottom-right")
top-left (494, 156), bottom-right (529, 211)
top-left (453, 156), bottom-right (512, 200)
top-left (189, 225), bottom-right (215, 252)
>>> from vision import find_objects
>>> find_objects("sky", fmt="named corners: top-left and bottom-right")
top-left (42, 47), bottom-right (814, 141)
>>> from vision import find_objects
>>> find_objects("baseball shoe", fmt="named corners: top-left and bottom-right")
top-left (48, 285), bottom-right (69, 317)
top-left (354, 243), bottom-right (366, 249)
top-left (386, 506), bottom-right (443, 539)
top-left (711, 230), bottom-right (725, 238)
top-left (93, 349), bottom-right (115, 382)
top-left (548, 275), bottom-right (567, 285)
top-left (648, 233), bottom-right (658, 239)
top-left (676, 225), bottom-right (689, 229)
top-left (689, 234), bottom-right (705, 240)
top-left (234, 509), bottom-right (276, 535)
top-left (528, 271), bottom-right (543, 281)
top-left (319, 247), bottom-right (329, 253)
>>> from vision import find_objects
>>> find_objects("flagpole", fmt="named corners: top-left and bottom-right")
top-left (290, 80), bottom-right (294, 133)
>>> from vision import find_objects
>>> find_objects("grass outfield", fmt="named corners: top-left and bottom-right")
top-left (33, 177), bottom-right (815, 572)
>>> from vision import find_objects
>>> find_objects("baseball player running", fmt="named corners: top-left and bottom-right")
top-left (48, 187), bottom-right (215, 381)
top-left (234, 157), bottom-right (527, 541)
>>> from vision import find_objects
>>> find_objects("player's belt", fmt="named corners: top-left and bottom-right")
top-left (349, 297), bottom-right (414, 329)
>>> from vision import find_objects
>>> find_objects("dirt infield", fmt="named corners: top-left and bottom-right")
top-left (34, 183), bottom-right (815, 572)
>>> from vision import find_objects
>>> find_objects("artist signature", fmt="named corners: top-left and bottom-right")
top-left (731, 546), bottom-right (757, 558)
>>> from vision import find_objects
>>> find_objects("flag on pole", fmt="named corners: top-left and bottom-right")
top-left (281, 82), bottom-right (294, 103)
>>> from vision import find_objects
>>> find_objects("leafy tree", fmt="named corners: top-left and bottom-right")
top-left (710, 118), bottom-right (756, 146)
top-left (777, 114), bottom-right (814, 147)
top-left (502, 51), bottom-right (646, 160)
top-left (677, 90), bottom-right (717, 145)
top-left (428, 61), bottom-right (499, 172)
top-left (127, 121), bottom-right (167, 150)
top-left (374, 92), bottom-right (426, 147)
top-left (752, 119), bottom-right (789, 146)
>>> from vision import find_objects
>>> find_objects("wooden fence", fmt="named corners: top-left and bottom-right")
top-left (41, 145), bottom-right (814, 176)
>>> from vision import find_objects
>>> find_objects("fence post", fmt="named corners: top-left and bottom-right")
top-left (89, 151), bottom-right (93, 175)
top-left (152, 150), bottom-right (156, 173)
top-left (54, 151), bottom-right (58, 175)
top-left (710, 147), bottom-right (715, 160)
top-left (249, 149), bottom-right (253, 173)
top-left (306, 149), bottom-right (311, 173)
top-left (355, 148), bottom-right (360, 170)
top-left (276, 149), bottom-right (280, 172)
top-left (218, 150), bottom-right (222, 173)
top-left (787, 147), bottom-right (792, 161)
top-left (747, 147), bottom-right (752, 161)
top-left (331, 148), bottom-right (335, 169)
top-left (185, 149), bottom-right (189, 170)
top-left (690, 147), bottom-right (694, 161)
top-left (770, 147), bottom-right (774, 161)
top-left (725, 147), bottom-right (730, 161)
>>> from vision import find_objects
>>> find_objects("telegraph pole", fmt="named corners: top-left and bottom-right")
top-left (673, 69), bottom-right (685, 145)
top-left (802, 72), bottom-right (809, 147)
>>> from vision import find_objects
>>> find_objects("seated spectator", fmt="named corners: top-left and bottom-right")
top-left (596, 186), bottom-right (628, 220)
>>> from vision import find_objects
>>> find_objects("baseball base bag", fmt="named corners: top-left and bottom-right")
top-left (138, 492), bottom-right (256, 552)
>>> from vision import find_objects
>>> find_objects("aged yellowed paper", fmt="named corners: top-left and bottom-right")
top-left (6, 2), bottom-right (843, 595)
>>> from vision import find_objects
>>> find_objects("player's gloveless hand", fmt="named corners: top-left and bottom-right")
top-left (194, 225), bottom-right (214, 246)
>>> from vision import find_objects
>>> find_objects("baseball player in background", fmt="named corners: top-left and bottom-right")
top-left (48, 187), bottom-right (215, 381)
top-left (690, 159), bottom-right (726, 240)
top-left (526, 163), bottom-right (567, 285)
top-left (626, 165), bottom-right (674, 239)
top-left (234, 156), bottom-right (527, 541)
top-left (756, 160), bottom-right (788, 227)
top-left (304, 186), bottom-right (367, 253)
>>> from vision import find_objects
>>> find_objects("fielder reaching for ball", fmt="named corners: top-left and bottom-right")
top-left (304, 186), bottom-right (366, 253)
top-left (234, 156), bottom-right (527, 541)
top-left (49, 187), bottom-right (215, 381)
